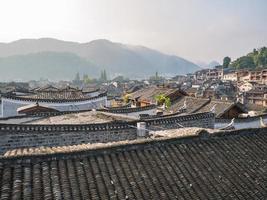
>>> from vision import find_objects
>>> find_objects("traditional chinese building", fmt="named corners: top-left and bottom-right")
top-left (1, 86), bottom-right (107, 117)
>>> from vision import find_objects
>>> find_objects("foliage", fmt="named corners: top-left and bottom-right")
top-left (74, 72), bottom-right (80, 81)
top-left (73, 72), bottom-right (82, 85)
top-left (223, 57), bottom-right (231, 68)
top-left (165, 97), bottom-right (171, 109)
top-left (123, 94), bottom-right (131, 103)
top-left (99, 69), bottom-right (107, 82)
top-left (231, 47), bottom-right (267, 69)
top-left (149, 71), bottom-right (163, 82)
top-left (154, 94), bottom-right (171, 109)
top-left (83, 74), bottom-right (92, 84)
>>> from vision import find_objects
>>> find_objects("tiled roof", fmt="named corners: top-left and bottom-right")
top-left (30, 111), bottom-right (137, 124)
top-left (130, 85), bottom-right (183, 102)
top-left (196, 100), bottom-right (246, 118)
top-left (170, 97), bottom-right (246, 118)
top-left (28, 86), bottom-right (86, 100)
top-left (170, 96), bottom-right (210, 113)
top-left (0, 128), bottom-right (266, 199)
top-left (185, 87), bottom-right (198, 94)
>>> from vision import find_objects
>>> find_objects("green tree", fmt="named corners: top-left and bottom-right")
top-left (73, 72), bottom-right (82, 85)
top-left (231, 56), bottom-right (255, 69)
top-left (154, 94), bottom-right (171, 109)
top-left (230, 47), bottom-right (267, 69)
top-left (123, 94), bottom-right (131, 103)
top-left (165, 97), bottom-right (171, 109)
top-left (74, 72), bottom-right (80, 82)
top-left (99, 69), bottom-right (108, 82)
top-left (83, 74), bottom-right (91, 84)
top-left (103, 69), bottom-right (107, 81)
top-left (223, 57), bottom-right (231, 68)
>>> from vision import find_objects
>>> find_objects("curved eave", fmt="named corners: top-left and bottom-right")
top-left (1, 93), bottom-right (107, 103)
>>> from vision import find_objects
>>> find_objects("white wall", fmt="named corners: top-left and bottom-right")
top-left (123, 108), bottom-right (157, 118)
top-left (1, 96), bottom-right (107, 117)
top-left (83, 91), bottom-right (100, 98)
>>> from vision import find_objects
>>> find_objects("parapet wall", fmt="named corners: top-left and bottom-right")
top-left (0, 112), bottom-right (215, 154)
top-left (101, 104), bottom-right (157, 113)
top-left (99, 105), bottom-right (158, 118)
top-left (146, 112), bottom-right (215, 130)
top-left (0, 122), bottom-right (137, 154)
top-left (3, 124), bottom-right (265, 163)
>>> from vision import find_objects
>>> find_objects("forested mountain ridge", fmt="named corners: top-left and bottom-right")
top-left (231, 47), bottom-right (267, 69)
top-left (0, 38), bottom-right (200, 81)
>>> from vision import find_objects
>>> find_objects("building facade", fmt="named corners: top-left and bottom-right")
top-left (1, 86), bottom-right (107, 117)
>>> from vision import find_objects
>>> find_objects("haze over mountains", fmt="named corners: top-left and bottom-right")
top-left (196, 61), bottom-right (220, 69)
top-left (0, 38), bottom-right (200, 81)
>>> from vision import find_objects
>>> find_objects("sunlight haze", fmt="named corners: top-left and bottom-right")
top-left (0, 0), bottom-right (266, 63)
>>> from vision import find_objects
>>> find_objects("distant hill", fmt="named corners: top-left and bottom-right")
top-left (0, 52), bottom-right (98, 81)
top-left (231, 47), bottom-right (267, 69)
top-left (208, 61), bottom-right (220, 68)
top-left (196, 60), bottom-right (220, 69)
top-left (0, 38), bottom-right (200, 80)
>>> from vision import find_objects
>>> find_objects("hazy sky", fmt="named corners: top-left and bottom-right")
top-left (0, 0), bottom-right (266, 63)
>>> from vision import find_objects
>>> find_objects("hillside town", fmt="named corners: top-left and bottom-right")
top-left (1, 63), bottom-right (266, 125)
top-left (0, 63), bottom-right (267, 198)
top-left (0, 0), bottom-right (267, 199)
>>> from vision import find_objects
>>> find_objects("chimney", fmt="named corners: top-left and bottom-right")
top-left (137, 122), bottom-right (148, 137)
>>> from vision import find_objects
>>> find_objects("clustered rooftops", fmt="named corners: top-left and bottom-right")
top-left (171, 96), bottom-right (247, 118)
top-left (0, 127), bottom-right (266, 199)
top-left (3, 85), bottom-right (102, 101)
top-left (30, 111), bottom-right (137, 125)
top-left (129, 85), bottom-right (186, 103)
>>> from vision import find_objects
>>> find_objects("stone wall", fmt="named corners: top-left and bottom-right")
top-left (101, 105), bottom-right (157, 118)
top-left (0, 122), bottom-right (137, 154)
top-left (146, 112), bottom-right (215, 130)
top-left (0, 112), bottom-right (215, 154)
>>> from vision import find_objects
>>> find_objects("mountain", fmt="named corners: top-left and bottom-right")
top-left (0, 38), bottom-right (200, 80)
top-left (196, 60), bottom-right (220, 69)
top-left (231, 47), bottom-right (267, 69)
top-left (0, 52), bottom-right (98, 81)
top-left (207, 61), bottom-right (220, 68)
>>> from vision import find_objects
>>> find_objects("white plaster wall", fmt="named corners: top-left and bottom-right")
top-left (84, 91), bottom-right (100, 97)
top-left (123, 108), bottom-right (157, 118)
top-left (215, 115), bottom-right (267, 129)
top-left (0, 102), bottom-right (2, 117)
top-left (1, 96), bottom-right (107, 117)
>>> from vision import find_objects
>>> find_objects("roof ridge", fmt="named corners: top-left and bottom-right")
top-left (1, 127), bottom-right (265, 162)
top-left (0, 128), bottom-right (206, 160)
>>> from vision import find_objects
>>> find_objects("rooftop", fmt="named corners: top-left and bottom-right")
top-left (130, 85), bottom-right (185, 102)
top-left (29, 111), bottom-right (137, 124)
top-left (170, 97), bottom-right (246, 118)
top-left (0, 127), bottom-right (266, 199)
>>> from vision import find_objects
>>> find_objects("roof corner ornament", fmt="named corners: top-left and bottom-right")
top-left (210, 104), bottom-right (216, 114)
top-left (183, 99), bottom-right (187, 110)
top-left (260, 117), bottom-right (267, 128)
